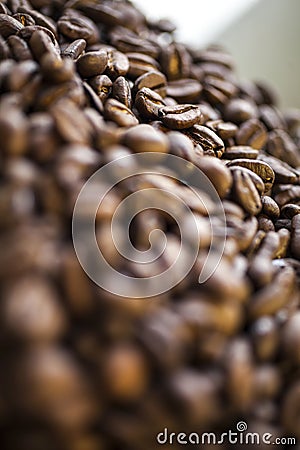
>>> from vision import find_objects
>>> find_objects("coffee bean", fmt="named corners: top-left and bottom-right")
top-left (281, 203), bottom-right (300, 219)
top-left (230, 166), bottom-right (265, 195)
top-left (204, 76), bottom-right (237, 105)
top-left (13, 12), bottom-right (35, 27)
top-left (251, 317), bottom-right (279, 361)
top-left (261, 196), bottom-right (280, 219)
top-left (248, 231), bottom-right (280, 287)
top-left (235, 118), bottom-right (268, 150)
top-left (106, 48), bottom-right (129, 79)
top-left (61, 38), bottom-right (86, 60)
top-left (17, 6), bottom-right (57, 37)
top-left (2, 274), bottom-right (66, 341)
top-left (259, 104), bottom-right (286, 130)
top-left (224, 98), bottom-right (258, 123)
top-left (76, 49), bottom-right (108, 78)
top-left (126, 52), bottom-right (159, 78)
top-left (157, 104), bottom-right (202, 130)
top-left (206, 120), bottom-right (238, 139)
top-left (40, 52), bottom-right (75, 84)
top-left (104, 98), bottom-right (138, 127)
top-left (166, 78), bottom-right (202, 103)
top-left (28, 29), bottom-right (60, 61)
top-left (183, 124), bottom-right (225, 157)
top-left (223, 145), bottom-right (259, 159)
top-left (135, 87), bottom-right (166, 120)
top-left (258, 153), bottom-right (298, 184)
top-left (160, 42), bottom-right (191, 81)
top-left (89, 74), bottom-right (112, 103)
top-left (122, 124), bottom-right (169, 153)
top-left (227, 158), bottom-right (274, 192)
top-left (248, 266), bottom-right (295, 319)
top-left (0, 13), bottom-right (24, 38)
top-left (290, 214), bottom-right (300, 259)
top-left (51, 99), bottom-right (93, 145)
top-left (231, 167), bottom-right (262, 215)
top-left (134, 70), bottom-right (167, 98)
top-left (258, 215), bottom-right (275, 232)
top-left (7, 34), bottom-right (32, 61)
top-left (112, 76), bottom-right (131, 108)
top-left (58, 11), bottom-right (99, 45)
top-left (274, 185), bottom-right (300, 207)
top-left (267, 129), bottom-right (300, 168)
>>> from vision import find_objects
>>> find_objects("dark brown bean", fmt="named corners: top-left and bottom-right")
top-left (223, 145), bottom-right (259, 159)
top-left (231, 167), bottom-right (262, 215)
top-left (258, 153), bottom-right (298, 184)
top-left (290, 214), bottom-right (300, 259)
top-left (227, 158), bottom-right (274, 192)
top-left (0, 13), bottom-right (24, 38)
top-left (261, 196), bottom-right (280, 219)
top-left (248, 266), bottom-right (295, 319)
top-left (122, 124), bottom-right (169, 153)
top-left (183, 124), bottom-right (225, 157)
top-left (134, 70), bottom-right (167, 98)
top-left (105, 48), bottom-right (129, 79)
top-left (166, 78), bottom-right (202, 103)
top-left (135, 87), bottom-right (166, 120)
top-left (157, 104), bottom-right (202, 130)
top-left (235, 118), bottom-right (268, 150)
top-left (112, 76), bottom-right (131, 108)
top-left (7, 34), bottom-right (32, 60)
top-left (61, 38), bottom-right (86, 60)
top-left (58, 11), bottom-right (99, 45)
top-left (104, 98), bottom-right (138, 127)
top-left (76, 49), bottom-right (108, 78)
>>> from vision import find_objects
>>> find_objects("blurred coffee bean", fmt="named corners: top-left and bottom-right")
top-left (76, 49), bottom-right (108, 78)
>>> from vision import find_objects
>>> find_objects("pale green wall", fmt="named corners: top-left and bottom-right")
top-left (216, 0), bottom-right (300, 108)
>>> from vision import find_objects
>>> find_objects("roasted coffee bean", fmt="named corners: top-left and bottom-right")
top-left (89, 74), bottom-right (112, 103)
top-left (183, 124), bottom-right (225, 157)
top-left (274, 218), bottom-right (291, 231)
top-left (274, 185), bottom-right (300, 207)
top-left (203, 75), bottom-right (237, 105)
top-left (2, 274), bottom-right (66, 341)
top-left (0, 34), bottom-right (11, 60)
top-left (281, 203), bottom-right (300, 219)
top-left (275, 227), bottom-right (290, 258)
top-left (0, 13), bottom-right (24, 38)
top-left (0, 106), bottom-right (28, 155)
top-left (193, 47), bottom-right (234, 69)
top-left (17, 6), bottom-right (57, 37)
top-left (61, 38), bottom-right (86, 60)
top-left (112, 76), bottom-right (131, 108)
top-left (157, 104), bottom-right (202, 130)
top-left (261, 196), bottom-right (280, 219)
top-left (206, 120), bottom-right (237, 139)
top-left (7, 34), bottom-right (32, 60)
top-left (290, 214), bottom-right (300, 259)
top-left (248, 231), bottom-right (280, 287)
top-left (235, 118), bottom-right (268, 150)
top-left (259, 104), bottom-right (286, 130)
top-left (135, 87), bottom-right (166, 120)
top-left (104, 98), bottom-right (138, 127)
top-left (105, 48), bottom-right (129, 79)
top-left (248, 266), bottom-right (295, 319)
top-left (230, 166), bottom-right (265, 195)
top-left (227, 158), bottom-right (274, 192)
top-left (13, 12), bottom-right (35, 27)
top-left (51, 99), bottom-right (93, 145)
top-left (166, 78), bottom-right (202, 103)
top-left (258, 153), bottom-right (298, 184)
top-left (231, 167), bottom-right (262, 215)
top-left (28, 29), bottom-right (60, 60)
top-left (122, 124), bottom-right (169, 153)
top-left (251, 317), bottom-right (279, 361)
top-left (223, 145), bottom-right (259, 159)
top-left (267, 129), bottom-right (300, 168)
top-left (223, 98), bottom-right (258, 123)
top-left (258, 215), bottom-right (275, 232)
top-left (134, 70), bottom-right (167, 98)
top-left (160, 43), bottom-right (191, 81)
top-left (126, 52), bottom-right (159, 78)
top-left (76, 49), bottom-right (108, 78)
top-left (40, 52), bottom-right (75, 84)
top-left (57, 11), bottom-right (99, 45)
top-left (110, 27), bottom-right (159, 58)
top-left (5, 59), bottom-right (37, 91)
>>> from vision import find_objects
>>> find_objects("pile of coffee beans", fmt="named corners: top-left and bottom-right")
top-left (0, 0), bottom-right (300, 449)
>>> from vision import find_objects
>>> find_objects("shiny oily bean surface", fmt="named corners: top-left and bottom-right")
top-left (157, 104), bottom-right (202, 130)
